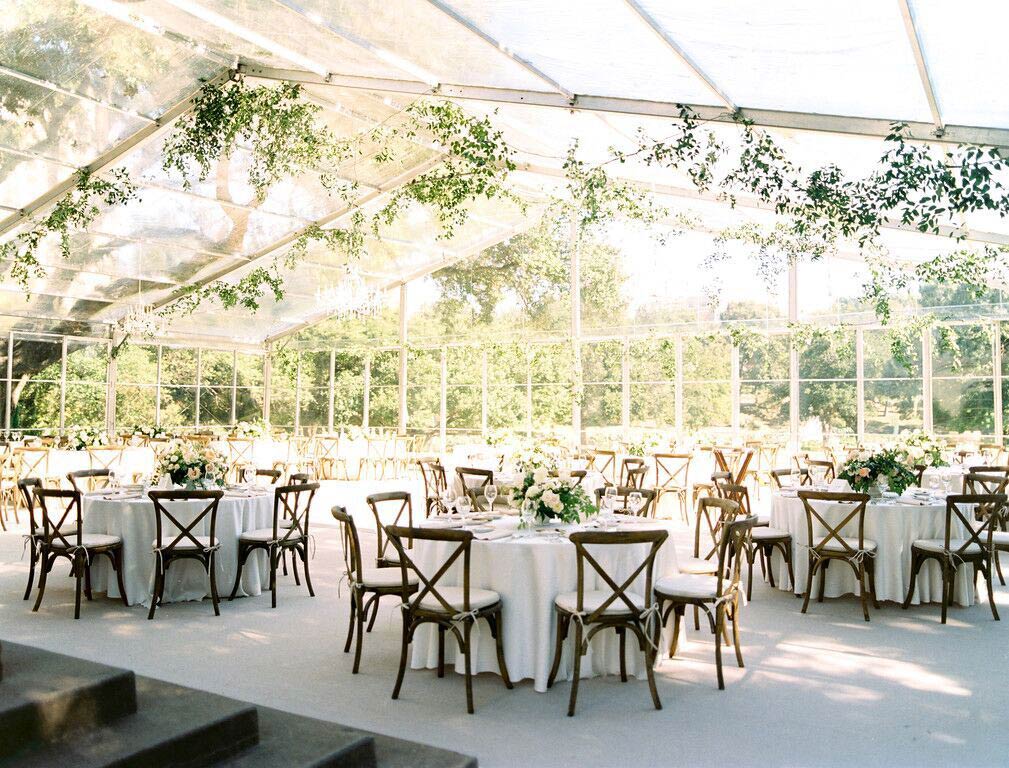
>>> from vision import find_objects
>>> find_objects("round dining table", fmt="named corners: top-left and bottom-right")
top-left (409, 514), bottom-right (679, 692)
top-left (768, 489), bottom-right (974, 606)
top-left (81, 488), bottom-right (274, 607)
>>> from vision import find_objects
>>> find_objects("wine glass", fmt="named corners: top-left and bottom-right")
top-left (484, 483), bottom-right (498, 514)
top-left (927, 473), bottom-right (941, 497)
top-left (518, 498), bottom-right (535, 536)
top-left (108, 469), bottom-right (120, 491)
top-left (877, 474), bottom-right (890, 502)
top-left (604, 486), bottom-right (617, 513)
top-left (456, 494), bottom-right (473, 525)
top-left (440, 488), bottom-right (455, 516)
top-left (627, 491), bottom-right (644, 516)
top-left (243, 466), bottom-right (256, 488)
top-left (940, 468), bottom-right (952, 495)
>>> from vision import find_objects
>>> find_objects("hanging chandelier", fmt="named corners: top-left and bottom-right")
top-left (316, 263), bottom-right (383, 321)
top-left (119, 302), bottom-right (163, 339)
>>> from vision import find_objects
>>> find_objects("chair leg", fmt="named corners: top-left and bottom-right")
top-left (765, 545), bottom-right (777, 588)
top-left (23, 545), bottom-right (36, 601)
top-left (391, 617), bottom-right (410, 701)
top-left (437, 626), bottom-right (445, 678)
top-left (643, 625), bottom-right (662, 711)
top-left (209, 552), bottom-right (220, 617)
top-left (940, 563), bottom-right (951, 625)
top-left (344, 596), bottom-right (357, 654)
top-left (995, 551), bottom-right (1005, 586)
top-left (817, 559), bottom-right (828, 603)
top-left (731, 601), bottom-right (744, 668)
top-left (746, 549), bottom-right (754, 601)
top-left (618, 627), bottom-right (627, 683)
top-left (74, 567), bottom-right (82, 621)
top-left (112, 549), bottom-right (129, 606)
top-left (903, 551), bottom-right (922, 609)
top-left (291, 548), bottom-right (301, 586)
top-left (148, 564), bottom-right (163, 621)
top-left (353, 597), bottom-right (366, 673)
top-left (270, 548), bottom-right (279, 609)
top-left (783, 545), bottom-right (797, 594)
top-left (366, 596), bottom-right (381, 632)
top-left (801, 557), bottom-right (817, 614)
top-left (858, 565), bottom-right (870, 622)
top-left (866, 560), bottom-right (880, 610)
top-left (693, 604), bottom-right (700, 631)
top-left (300, 545), bottom-right (315, 597)
top-left (33, 553), bottom-right (52, 613)
top-left (491, 612), bottom-right (513, 689)
top-left (567, 622), bottom-right (583, 717)
top-left (463, 621), bottom-right (474, 715)
top-left (985, 559), bottom-right (1000, 621)
top-left (229, 544), bottom-right (249, 600)
top-left (669, 607), bottom-right (682, 657)
top-left (547, 612), bottom-right (567, 689)
top-left (84, 562), bottom-right (93, 602)
top-left (714, 605), bottom-right (724, 690)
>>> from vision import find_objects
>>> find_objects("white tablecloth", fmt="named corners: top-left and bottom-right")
top-left (82, 491), bottom-right (273, 607)
top-left (44, 447), bottom-right (155, 480)
top-left (409, 516), bottom-right (679, 692)
top-left (769, 492), bottom-right (974, 606)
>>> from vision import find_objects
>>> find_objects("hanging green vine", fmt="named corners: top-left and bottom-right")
top-left (1, 168), bottom-right (138, 291)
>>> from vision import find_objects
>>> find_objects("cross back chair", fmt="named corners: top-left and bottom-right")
top-left (547, 529), bottom-right (668, 716)
top-left (797, 491), bottom-right (878, 622)
top-left (456, 466), bottom-right (495, 511)
top-left (980, 443), bottom-right (1005, 464)
top-left (231, 482), bottom-right (319, 608)
top-left (67, 468), bottom-right (110, 494)
top-left (147, 489), bottom-right (223, 620)
top-left (332, 506), bottom-right (419, 674)
top-left (769, 468), bottom-right (811, 490)
top-left (32, 488), bottom-right (127, 619)
top-left (903, 493), bottom-right (1006, 624)
top-left (805, 458), bottom-right (837, 484)
top-left (593, 486), bottom-right (656, 517)
top-left (314, 435), bottom-right (343, 479)
top-left (655, 514), bottom-right (755, 690)
top-left (226, 438), bottom-right (256, 483)
top-left (624, 465), bottom-right (647, 490)
top-left (619, 457), bottom-right (647, 487)
top-left (715, 448), bottom-right (754, 486)
top-left (385, 525), bottom-right (512, 715)
top-left (16, 446), bottom-right (50, 496)
top-left (692, 470), bottom-right (733, 509)
top-left (17, 477), bottom-right (44, 601)
top-left (0, 447), bottom-right (19, 526)
top-left (87, 445), bottom-right (125, 473)
top-left (366, 491), bottom-right (414, 569)
top-left (720, 481), bottom-right (794, 598)
top-left (255, 468), bottom-right (282, 485)
top-left (653, 453), bottom-right (691, 522)
top-left (417, 459), bottom-right (448, 517)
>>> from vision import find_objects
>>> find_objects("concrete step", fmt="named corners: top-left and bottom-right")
top-left (0, 642), bottom-right (137, 758)
top-left (372, 734), bottom-right (478, 768)
top-left (6, 676), bottom-right (258, 768)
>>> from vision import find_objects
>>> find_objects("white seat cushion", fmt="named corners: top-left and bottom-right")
top-left (912, 538), bottom-right (981, 555)
top-left (752, 526), bottom-right (790, 541)
top-left (817, 537), bottom-right (877, 552)
top-left (654, 574), bottom-right (721, 600)
top-left (240, 527), bottom-right (304, 543)
top-left (555, 589), bottom-right (644, 615)
top-left (151, 536), bottom-right (216, 551)
top-left (358, 567), bottom-right (418, 588)
top-left (991, 531), bottom-right (1009, 547)
top-left (678, 556), bottom-right (718, 575)
top-left (418, 586), bottom-right (500, 613)
top-left (51, 533), bottom-right (120, 549)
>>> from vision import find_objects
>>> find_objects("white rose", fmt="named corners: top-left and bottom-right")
top-left (542, 490), bottom-right (561, 510)
top-left (532, 468), bottom-right (549, 484)
top-left (187, 467), bottom-right (201, 480)
top-left (527, 484), bottom-right (542, 498)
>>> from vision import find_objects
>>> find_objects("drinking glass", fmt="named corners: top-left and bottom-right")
top-left (484, 483), bottom-right (498, 514)
top-left (457, 495), bottom-right (472, 525)
top-left (243, 466), bottom-right (256, 488)
top-left (518, 498), bottom-right (535, 536)
top-left (440, 488), bottom-right (455, 515)
top-left (604, 486), bottom-right (617, 512)
top-left (927, 474), bottom-right (941, 496)
top-left (627, 491), bottom-right (644, 516)
top-left (108, 469), bottom-right (119, 490)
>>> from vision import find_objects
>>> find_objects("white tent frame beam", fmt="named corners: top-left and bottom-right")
top-left (240, 64), bottom-right (1008, 147)
top-left (898, 0), bottom-right (943, 134)
top-left (0, 68), bottom-right (234, 239)
top-left (621, 0), bottom-right (735, 111)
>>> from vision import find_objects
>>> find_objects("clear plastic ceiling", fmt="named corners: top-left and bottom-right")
top-left (1, 0), bottom-right (1007, 346)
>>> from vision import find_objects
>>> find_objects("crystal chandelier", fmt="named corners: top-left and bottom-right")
top-left (118, 257), bottom-right (163, 339)
top-left (316, 263), bottom-right (383, 321)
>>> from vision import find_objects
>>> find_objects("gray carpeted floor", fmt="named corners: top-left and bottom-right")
top-left (0, 479), bottom-right (1005, 767)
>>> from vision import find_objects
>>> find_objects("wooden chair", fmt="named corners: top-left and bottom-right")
top-left (288, 471), bottom-right (312, 484)
top-left (798, 491), bottom-right (878, 622)
top-left (720, 482), bottom-right (794, 599)
top-left (547, 529), bottom-right (667, 716)
top-left (253, 468), bottom-right (282, 485)
top-left (66, 468), bottom-right (110, 494)
top-left (87, 445), bottom-right (125, 473)
top-left (17, 478), bottom-right (44, 601)
top-left (147, 489), bottom-right (223, 620)
top-left (679, 497), bottom-right (739, 577)
top-left (417, 459), bottom-right (448, 517)
top-left (903, 493), bottom-right (1006, 624)
top-left (588, 449), bottom-right (617, 486)
top-left (16, 446), bottom-right (50, 497)
top-left (715, 448), bottom-right (754, 486)
top-left (0, 447), bottom-right (19, 526)
top-left (653, 453), bottom-right (691, 521)
top-left (32, 488), bottom-right (128, 619)
top-left (385, 525), bottom-right (512, 714)
top-left (230, 482), bottom-right (319, 608)
top-left (332, 505), bottom-right (418, 673)
top-left (314, 435), bottom-right (343, 479)
top-left (624, 465), bottom-right (647, 490)
top-left (619, 457), bottom-right (647, 487)
top-left (655, 515), bottom-right (755, 689)
top-left (455, 466), bottom-right (493, 495)
top-left (593, 486), bottom-right (656, 517)
top-left (806, 458), bottom-right (836, 483)
top-left (692, 470), bottom-right (732, 509)
top-left (769, 468), bottom-right (811, 490)
top-left (366, 491), bottom-right (414, 568)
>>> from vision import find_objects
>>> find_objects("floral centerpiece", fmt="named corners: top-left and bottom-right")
top-left (234, 420), bottom-right (266, 439)
top-left (627, 432), bottom-right (665, 457)
top-left (154, 440), bottom-right (228, 489)
top-left (511, 444), bottom-right (561, 473)
top-left (838, 448), bottom-right (918, 496)
top-left (511, 467), bottom-right (595, 525)
top-left (897, 431), bottom-right (948, 468)
top-left (62, 426), bottom-right (109, 451)
top-left (129, 425), bottom-right (169, 441)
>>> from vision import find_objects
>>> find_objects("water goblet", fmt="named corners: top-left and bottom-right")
top-left (627, 491), bottom-right (644, 516)
top-left (484, 483), bottom-right (498, 514)
top-left (243, 466), bottom-right (256, 489)
top-left (927, 473), bottom-right (941, 497)
top-left (440, 488), bottom-right (455, 515)
top-left (457, 494), bottom-right (472, 525)
top-left (518, 498), bottom-right (535, 536)
top-left (108, 469), bottom-right (119, 490)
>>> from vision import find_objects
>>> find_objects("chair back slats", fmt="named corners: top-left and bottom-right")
top-left (965, 470), bottom-right (1009, 495)
top-left (592, 486), bottom-right (656, 517)
top-left (419, 460), bottom-right (448, 500)
top-left (798, 490), bottom-right (870, 558)
top-left (386, 525), bottom-right (472, 615)
top-left (589, 450), bottom-right (617, 485)
top-left (806, 458), bottom-right (837, 482)
top-left (568, 530), bottom-right (667, 621)
top-left (619, 457), bottom-right (646, 487)
top-left (67, 468), bottom-right (110, 494)
top-left (148, 489), bottom-right (223, 552)
top-left (694, 496), bottom-right (741, 562)
top-left (717, 482), bottom-right (751, 516)
top-left (256, 468), bottom-right (282, 485)
top-left (15, 447), bottom-right (49, 479)
top-left (18, 477), bottom-right (43, 535)
top-left (331, 505), bottom-right (364, 585)
top-left (274, 482), bottom-right (319, 544)
top-left (455, 467), bottom-right (493, 493)
top-left (718, 515), bottom-right (757, 598)
top-left (366, 491), bottom-right (414, 565)
top-left (88, 445), bottom-right (125, 472)
top-left (945, 493), bottom-right (1008, 556)
top-left (34, 488), bottom-right (82, 550)
top-left (653, 453), bottom-right (690, 491)
top-left (769, 467), bottom-right (810, 489)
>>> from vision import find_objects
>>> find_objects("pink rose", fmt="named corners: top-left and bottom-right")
top-left (858, 467), bottom-right (870, 477)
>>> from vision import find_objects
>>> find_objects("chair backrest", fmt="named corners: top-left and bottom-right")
top-left (806, 458), bottom-right (836, 482)
top-left (624, 465), bottom-right (648, 489)
top-left (418, 459), bottom-right (448, 501)
top-left (588, 449), bottom-right (617, 485)
top-left (256, 468), bottom-right (282, 484)
top-left (331, 505), bottom-right (364, 585)
top-left (653, 453), bottom-right (690, 491)
top-left (714, 515), bottom-right (757, 598)
top-left (67, 468), bottom-right (110, 494)
top-left (273, 482), bottom-right (319, 544)
top-left (593, 486), bottom-right (656, 517)
top-left (710, 470), bottom-right (732, 486)
top-left (798, 490), bottom-right (870, 558)
top-left (944, 493), bottom-right (1008, 557)
top-left (386, 525), bottom-right (474, 614)
top-left (18, 477), bottom-right (43, 535)
top-left (288, 471), bottom-right (311, 484)
top-left (769, 467), bottom-right (810, 489)
top-left (964, 471), bottom-right (1009, 496)
top-left (717, 482), bottom-right (752, 516)
top-left (366, 491), bottom-right (414, 566)
top-left (88, 445), bottom-right (125, 472)
top-left (694, 496), bottom-right (741, 561)
top-left (314, 436), bottom-right (340, 462)
top-left (148, 489), bottom-right (223, 551)
top-left (455, 466), bottom-right (493, 492)
top-left (33, 488), bottom-right (82, 549)
top-left (15, 447), bottom-right (48, 479)
top-left (967, 465), bottom-right (1009, 478)
top-left (567, 529), bottom-right (668, 619)
top-left (619, 457), bottom-right (646, 487)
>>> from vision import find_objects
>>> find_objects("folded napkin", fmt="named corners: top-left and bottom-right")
top-left (102, 492), bottom-right (141, 501)
top-left (475, 529), bottom-right (512, 541)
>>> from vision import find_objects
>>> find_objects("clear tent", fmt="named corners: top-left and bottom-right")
top-left (0, 0), bottom-right (1007, 439)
